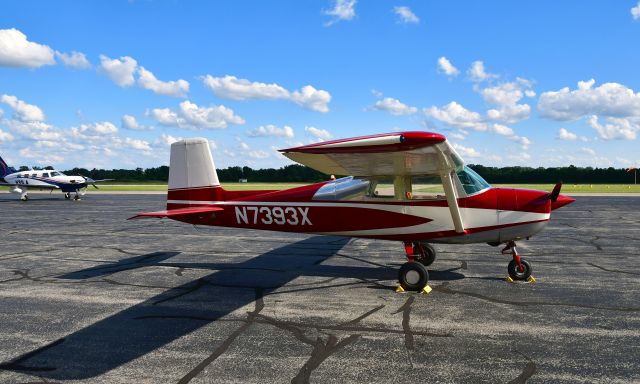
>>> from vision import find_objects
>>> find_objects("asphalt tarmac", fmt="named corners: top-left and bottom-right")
top-left (0, 193), bottom-right (638, 383)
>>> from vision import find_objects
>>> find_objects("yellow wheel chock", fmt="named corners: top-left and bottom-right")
top-left (395, 285), bottom-right (406, 293)
top-left (505, 275), bottom-right (536, 283)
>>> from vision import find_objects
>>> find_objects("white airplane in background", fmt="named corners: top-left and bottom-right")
top-left (0, 155), bottom-right (111, 201)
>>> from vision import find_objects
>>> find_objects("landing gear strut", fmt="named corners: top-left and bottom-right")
top-left (64, 192), bottom-right (71, 200)
top-left (502, 241), bottom-right (532, 281)
top-left (397, 241), bottom-right (431, 292)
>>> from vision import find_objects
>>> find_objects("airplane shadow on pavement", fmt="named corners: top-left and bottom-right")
top-left (0, 236), bottom-right (464, 380)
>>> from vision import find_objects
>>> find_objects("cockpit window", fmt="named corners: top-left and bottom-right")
top-left (456, 166), bottom-right (491, 195)
top-left (50, 171), bottom-right (60, 176)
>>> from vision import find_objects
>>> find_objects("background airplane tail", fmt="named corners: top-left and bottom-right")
top-left (0, 155), bottom-right (17, 179)
top-left (167, 138), bottom-right (223, 208)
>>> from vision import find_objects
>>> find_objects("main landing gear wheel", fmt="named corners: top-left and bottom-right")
top-left (64, 193), bottom-right (71, 200)
top-left (398, 262), bottom-right (429, 291)
top-left (73, 194), bottom-right (80, 201)
top-left (508, 259), bottom-right (532, 281)
top-left (413, 242), bottom-right (436, 266)
top-left (20, 195), bottom-right (29, 201)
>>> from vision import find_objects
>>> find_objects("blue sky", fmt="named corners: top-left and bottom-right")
top-left (1, 1), bottom-right (640, 170)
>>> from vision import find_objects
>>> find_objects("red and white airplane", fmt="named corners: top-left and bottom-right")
top-left (132, 132), bottom-right (574, 291)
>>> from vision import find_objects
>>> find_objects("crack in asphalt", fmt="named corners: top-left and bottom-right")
top-left (508, 350), bottom-right (537, 383)
top-left (587, 262), bottom-right (640, 276)
top-left (176, 288), bottom-right (265, 384)
top-left (434, 283), bottom-right (640, 312)
top-left (393, 296), bottom-right (415, 352)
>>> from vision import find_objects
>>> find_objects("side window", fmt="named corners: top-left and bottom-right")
top-left (411, 176), bottom-right (446, 200)
top-left (367, 178), bottom-right (395, 198)
top-left (42, 172), bottom-right (50, 178)
top-left (31, 173), bottom-right (37, 177)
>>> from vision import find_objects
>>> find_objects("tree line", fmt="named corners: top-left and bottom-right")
top-left (27, 164), bottom-right (635, 184)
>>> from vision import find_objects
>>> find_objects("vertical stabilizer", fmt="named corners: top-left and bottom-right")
top-left (167, 139), bottom-right (222, 206)
top-left (0, 155), bottom-right (17, 179)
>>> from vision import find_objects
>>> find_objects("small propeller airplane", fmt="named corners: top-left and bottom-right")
top-left (0, 155), bottom-right (112, 201)
top-left (131, 132), bottom-right (574, 291)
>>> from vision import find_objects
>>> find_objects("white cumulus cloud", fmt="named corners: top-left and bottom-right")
top-left (483, 82), bottom-right (531, 123)
top-left (248, 124), bottom-right (294, 138)
top-left (1, 94), bottom-right (45, 122)
top-left (121, 114), bottom-right (152, 131)
top-left (55, 51), bottom-right (91, 69)
top-left (424, 101), bottom-right (486, 131)
top-left (557, 128), bottom-right (577, 141)
top-left (467, 60), bottom-right (496, 82)
top-left (291, 85), bottom-right (332, 113)
top-left (150, 100), bottom-right (245, 130)
top-left (632, 1), bottom-right (640, 19)
top-left (124, 137), bottom-right (151, 152)
top-left (538, 79), bottom-right (640, 121)
top-left (452, 143), bottom-right (481, 158)
top-left (323, 0), bottom-right (357, 26)
top-left (371, 97), bottom-right (417, 116)
top-left (305, 126), bottom-right (332, 140)
top-left (137, 67), bottom-right (189, 97)
top-left (202, 75), bottom-right (289, 100)
top-left (98, 55), bottom-right (138, 87)
top-left (588, 115), bottom-right (638, 140)
top-left (437, 57), bottom-right (459, 77)
top-left (394, 6), bottom-right (419, 24)
top-left (0, 128), bottom-right (14, 142)
top-left (202, 75), bottom-right (331, 113)
top-left (0, 28), bottom-right (55, 68)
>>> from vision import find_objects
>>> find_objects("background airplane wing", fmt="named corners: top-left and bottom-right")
top-left (279, 131), bottom-right (463, 176)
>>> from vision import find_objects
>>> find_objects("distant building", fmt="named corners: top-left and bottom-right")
top-left (239, 178), bottom-right (248, 183)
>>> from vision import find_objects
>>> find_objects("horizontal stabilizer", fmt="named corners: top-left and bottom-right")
top-left (128, 206), bottom-right (223, 220)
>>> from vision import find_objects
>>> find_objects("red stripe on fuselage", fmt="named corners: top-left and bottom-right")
top-left (165, 203), bottom-right (432, 232)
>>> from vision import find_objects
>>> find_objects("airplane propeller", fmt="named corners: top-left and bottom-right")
top-left (81, 175), bottom-right (99, 189)
top-left (549, 182), bottom-right (562, 202)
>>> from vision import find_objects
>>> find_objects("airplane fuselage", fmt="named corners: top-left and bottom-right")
top-left (164, 182), bottom-right (573, 244)
top-left (2, 170), bottom-right (89, 196)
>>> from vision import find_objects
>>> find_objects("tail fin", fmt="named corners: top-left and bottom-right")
top-left (167, 138), bottom-right (223, 207)
top-left (0, 155), bottom-right (17, 178)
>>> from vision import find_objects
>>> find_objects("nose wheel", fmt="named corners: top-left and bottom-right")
top-left (502, 241), bottom-right (533, 281)
top-left (64, 192), bottom-right (71, 200)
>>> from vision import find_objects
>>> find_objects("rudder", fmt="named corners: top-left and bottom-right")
top-left (0, 155), bottom-right (17, 178)
top-left (167, 138), bottom-right (223, 207)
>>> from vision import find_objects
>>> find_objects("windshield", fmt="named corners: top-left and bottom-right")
top-left (456, 166), bottom-right (491, 195)
top-left (50, 171), bottom-right (61, 176)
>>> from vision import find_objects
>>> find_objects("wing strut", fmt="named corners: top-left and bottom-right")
top-left (440, 171), bottom-right (465, 234)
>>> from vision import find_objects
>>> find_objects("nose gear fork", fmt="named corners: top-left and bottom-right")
top-left (502, 241), bottom-right (523, 272)
top-left (502, 240), bottom-right (534, 282)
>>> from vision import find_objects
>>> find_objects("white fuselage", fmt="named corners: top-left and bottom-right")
top-left (3, 170), bottom-right (86, 193)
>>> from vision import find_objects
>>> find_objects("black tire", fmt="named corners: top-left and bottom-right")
top-left (413, 242), bottom-right (436, 266)
top-left (508, 259), bottom-right (532, 281)
top-left (398, 262), bottom-right (429, 291)
top-left (64, 193), bottom-right (71, 200)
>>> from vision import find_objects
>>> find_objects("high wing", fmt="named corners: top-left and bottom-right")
top-left (129, 206), bottom-right (224, 220)
top-left (280, 131), bottom-right (468, 234)
top-left (279, 131), bottom-right (463, 177)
